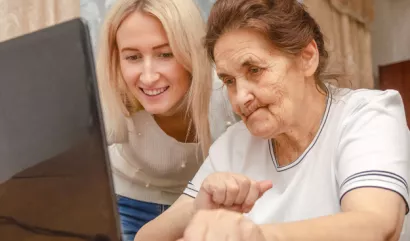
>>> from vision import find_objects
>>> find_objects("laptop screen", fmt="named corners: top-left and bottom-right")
top-left (0, 19), bottom-right (121, 241)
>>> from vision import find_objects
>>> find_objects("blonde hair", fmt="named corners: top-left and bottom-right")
top-left (96, 0), bottom-right (212, 157)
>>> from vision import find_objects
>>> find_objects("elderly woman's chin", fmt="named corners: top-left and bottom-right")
top-left (244, 112), bottom-right (279, 139)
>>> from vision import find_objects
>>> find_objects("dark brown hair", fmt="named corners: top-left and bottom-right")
top-left (205, 0), bottom-right (330, 89)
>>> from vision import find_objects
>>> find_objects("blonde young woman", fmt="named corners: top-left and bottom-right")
top-left (96, 0), bottom-right (237, 240)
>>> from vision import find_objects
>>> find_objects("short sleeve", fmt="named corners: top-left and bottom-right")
top-left (336, 90), bottom-right (410, 212)
top-left (183, 156), bottom-right (216, 198)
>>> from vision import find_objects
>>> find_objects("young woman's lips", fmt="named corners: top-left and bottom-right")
top-left (140, 86), bottom-right (169, 96)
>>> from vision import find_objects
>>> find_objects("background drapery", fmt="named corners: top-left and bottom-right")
top-left (0, 0), bottom-right (80, 42)
top-left (303, 0), bottom-right (375, 89)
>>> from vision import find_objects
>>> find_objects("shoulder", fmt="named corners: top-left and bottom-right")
top-left (330, 85), bottom-right (406, 122)
top-left (208, 121), bottom-right (254, 163)
top-left (329, 86), bottom-right (409, 155)
top-left (332, 86), bottom-right (403, 109)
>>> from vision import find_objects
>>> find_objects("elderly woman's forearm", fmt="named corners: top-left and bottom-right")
top-left (260, 212), bottom-right (402, 241)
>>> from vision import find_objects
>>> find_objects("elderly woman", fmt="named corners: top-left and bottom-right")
top-left (134, 0), bottom-right (410, 241)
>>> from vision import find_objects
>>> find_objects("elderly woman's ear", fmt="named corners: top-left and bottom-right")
top-left (300, 39), bottom-right (320, 78)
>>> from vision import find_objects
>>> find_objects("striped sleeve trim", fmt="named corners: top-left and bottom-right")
top-left (340, 170), bottom-right (409, 214)
top-left (183, 181), bottom-right (199, 198)
top-left (340, 170), bottom-right (408, 191)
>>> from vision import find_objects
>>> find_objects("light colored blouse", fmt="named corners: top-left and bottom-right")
top-left (109, 84), bottom-right (238, 205)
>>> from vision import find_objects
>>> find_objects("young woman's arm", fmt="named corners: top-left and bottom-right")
top-left (134, 195), bottom-right (195, 241)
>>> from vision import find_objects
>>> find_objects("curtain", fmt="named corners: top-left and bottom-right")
top-left (0, 0), bottom-right (80, 42)
top-left (303, 0), bottom-right (375, 89)
top-left (80, 0), bottom-right (216, 53)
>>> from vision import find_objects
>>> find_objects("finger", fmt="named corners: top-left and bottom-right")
top-left (241, 204), bottom-right (254, 214)
top-left (257, 180), bottom-right (273, 197)
top-left (223, 176), bottom-right (240, 206)
top-left (206, 176), bottom-right (226, 205)
top-left (228, 204), bottom-right (243, 212)
top-left (211, 184), bottom-right (226, 205)
top-left (241, 181), bottom-right (260, 212)
top-left (241, 180), bottom-right (272, 213)
top-left (233, 175), bottom-right (251, 205)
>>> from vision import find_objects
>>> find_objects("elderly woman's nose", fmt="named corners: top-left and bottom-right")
top-left (236, 81), bottom-right (254, 106)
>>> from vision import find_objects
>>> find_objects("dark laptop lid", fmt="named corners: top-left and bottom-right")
top-left (0, 18), bottom-right (121, 241)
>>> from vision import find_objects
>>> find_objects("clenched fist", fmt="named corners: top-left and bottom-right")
top-left (177, 209), bottom-right (268, 241)
top-left (194, 172), bottom-right (273, 213)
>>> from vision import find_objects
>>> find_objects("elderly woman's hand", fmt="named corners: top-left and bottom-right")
top-left (194, 172), bottom-right (272, 213)
top-left (177, 209), bottom-right (268, 241)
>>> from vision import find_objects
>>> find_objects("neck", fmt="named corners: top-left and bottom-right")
top-left (273, 83), bottom-right (327, 166)
top-left (153, 110), bottom-right (196, 143)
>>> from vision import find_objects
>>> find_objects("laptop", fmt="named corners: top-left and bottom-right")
top-left (0, 18), bottom-right (122, 241)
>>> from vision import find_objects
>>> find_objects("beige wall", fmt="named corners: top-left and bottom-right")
top-left (0, 0), bottom-right (80, 42)
top-left (371, 0), bottom-right (410, 81)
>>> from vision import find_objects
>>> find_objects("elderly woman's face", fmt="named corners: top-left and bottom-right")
top-left (214, 29), bottom-right (307, 138)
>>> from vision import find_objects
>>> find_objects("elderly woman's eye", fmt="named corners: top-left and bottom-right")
top-left (249, 66), bottom-right (262, 74)
top-left (223, 78), bottom-right (235, 86)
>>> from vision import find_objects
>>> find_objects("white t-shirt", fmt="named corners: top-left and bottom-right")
top-left (184, 86), bottom-right (410, 239)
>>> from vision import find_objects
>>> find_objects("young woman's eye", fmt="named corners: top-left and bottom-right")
top-left (159, 52), bottom-right (173, 58)
top-left (125, 54), bottom-right (141, 61)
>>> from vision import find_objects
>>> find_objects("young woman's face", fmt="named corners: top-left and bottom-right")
top-left (116, 11), bottom-right (191, 116)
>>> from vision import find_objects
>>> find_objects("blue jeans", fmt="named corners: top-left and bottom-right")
top-left (117, 195), bottom-right (170, 241)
